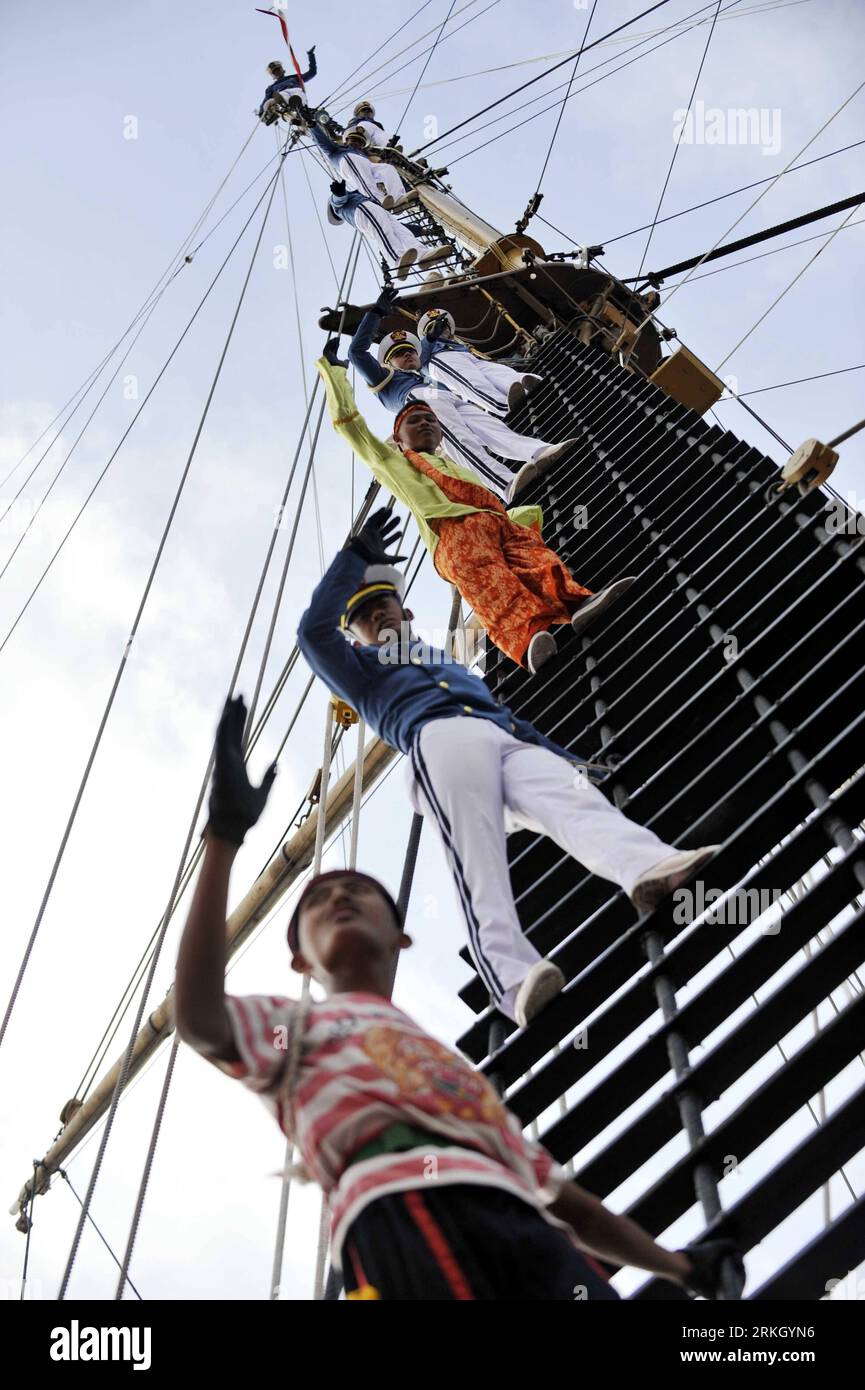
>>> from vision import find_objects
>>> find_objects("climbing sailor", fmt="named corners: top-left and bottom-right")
top-left (318, 339), bottom-right (619, 671)
top-left (343, 100), bottom-right (411, 209)
top-left (257, 52), bottom-right (317, 124)
top-left (347, 289), bottom-right (576, 503)
top-left (419, 307), bottom-right (544, 413)
top-left (295, 511), bottom-right (722, 1025)
top-left (174, 694), bottom-right (739, 1301)
top-left (325, 181), bottom-right (444, 282)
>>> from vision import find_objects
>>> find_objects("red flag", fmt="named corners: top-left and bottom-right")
top-left (256, 6), bottom-right (306, 92)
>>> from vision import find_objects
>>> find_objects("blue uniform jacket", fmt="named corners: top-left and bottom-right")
top-left (258, 51), bottom-right (317, 115)
top-left (348, 309), bottom-right (426, 413)
top-left (297, 548), bottom-right (599, 774)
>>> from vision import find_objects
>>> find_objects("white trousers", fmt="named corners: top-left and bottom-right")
top-left (408, 384), bottom-right (515, 499)
top-left (406, 718), bottom-right (678, 1020)
top-left (413, 381), bottom-right (552, 479)
top-left (343, 147), bottom-right (406, 202)
top-left (354, 202), bottom-right (427, 271)
top-left (426, 349), bottom-right (538, 417)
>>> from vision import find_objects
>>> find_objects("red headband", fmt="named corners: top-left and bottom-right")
top-left (393, 401), bottom-right (433, 439)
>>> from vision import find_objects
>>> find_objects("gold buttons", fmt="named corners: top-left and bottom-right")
top-left (439, 680), bottom-right (449, 688)
top-left (463, 705), bottom-right (472, 713)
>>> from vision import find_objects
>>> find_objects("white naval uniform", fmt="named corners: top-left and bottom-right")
top-left (352, 201), bottom-right (429, 271)
top-left (338, 147), bottom-right (406, 207)
top-left (406, 717), bottom-right (679, 1020)
top-left (404, 382), bottom-right (516, 499)
top-left (425, 343), bottom-right (542, 417)
top-left (350, 120), bottom-right (407, 201)
top-left (352, 118), bottom-right (389, 149)
top-left (410, 379), bottom-right (556, 479)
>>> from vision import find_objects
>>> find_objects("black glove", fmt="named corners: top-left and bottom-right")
top-left (386, 134), bottom-right (401, 148)
top-left (348, 507), bottom-right (408, 565)
top-left (679, 1239), bottom-right (745, 1300)
top-left (373, 284), bottom-right (399, 316)
top-left (424, 314), bottom-right (449, 342)
top-left (322, 337), bottom-right (348, 368)
top-left (330, 179), bottom-right (347, 197)
top-left (207, 696), bottom-right (277, 847)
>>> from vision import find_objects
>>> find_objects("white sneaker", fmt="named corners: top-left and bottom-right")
top-left (526, 629), bottom-right (557, 674)
top-left (423, 270), bottom-right (445, 284)
top-left (523, 373), bottom-right (543, 394)
top-left (418, 244), bottom-right (451, 267)
top-left (381, 195), bottom-right (396, 209)
top-left (515, 961), bottom-right (565, 1028)
top-left (630, 846), bottom-right (721, 915)
top-left (396, 248), bottom-right (418, 281)
top-left (570, 576), bottom-right (636, 635)
top-left (508, 380), bottom-right (528, 410)
top-left (506, 461), bottom-right (538, 503)
top-left (533, 437), bottom-right (579, 472)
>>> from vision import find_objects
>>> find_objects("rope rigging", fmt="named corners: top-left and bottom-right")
top-left (634, 0), bottom-right (726, 280)
top-left (394, 0), bottom-right (459, 133)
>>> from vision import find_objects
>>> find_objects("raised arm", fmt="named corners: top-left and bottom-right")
top-left (174, 697), bottom-right (276, 1060)
top-left (308, 121), bottom-right (344, 171)
top-left (297, 510), bottom-right (406, 701)
top-left (303, 47), bottom-right (317, 82)
top-left (347, 307), bottom-right (390, 389)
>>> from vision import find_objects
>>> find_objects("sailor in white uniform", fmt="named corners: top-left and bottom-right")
top-left (342, 124), bottom-right (408, 209)
top-left (343, 100), bottom-right (413, 210)
top-left (418, 308), bottom-right (544, 414)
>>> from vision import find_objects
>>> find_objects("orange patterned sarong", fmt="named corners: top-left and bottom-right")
top-left (402, 447), bottom-right (591, 667)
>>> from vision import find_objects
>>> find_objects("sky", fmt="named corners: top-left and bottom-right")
top-left (1, 0), bottom-right (863, 1301)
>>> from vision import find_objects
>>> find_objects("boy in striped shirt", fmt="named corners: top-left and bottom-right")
top-left (174, 695), bottom-right (741, 1301)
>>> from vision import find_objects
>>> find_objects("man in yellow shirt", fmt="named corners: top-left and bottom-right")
top-left (317, 346), bottom-right (634, 673)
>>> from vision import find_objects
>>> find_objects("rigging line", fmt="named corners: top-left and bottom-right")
top-left (57, 1170), bottom-right (143, 1300)
top-left (0, 123), bottom-right (261, 494)
top-left (115, 1037), bottom-right (179, 1299)
top-left (635, 0), bottom-right (726, 280)
top-left (395, 0), bottom-right (459, 133)
top-left (0, 159), bottom-right (288, 664)
top-left (79, 250), bottom-right (362, 1099)
top-left (56, 1173), bottom-right (143, 1301)
top-left (715, 201), bottom-right (864, 372)
top-left (19, 1163), bottom-right (37, 1301)
top-left (298, 145), bottom-right (341, 288)
top-left (7, 168), bottom-right (283, 1166)
top-left (533, 0), bottom-right (600, 198)
top-left (365, 0), bottom-right (815, 99)
top-left (329, 0), bottom-right (487, 113)
top-left (409, 0), bottom-right (675, 155)
top-left (827, 416), bottom-right (865, 451)
top-left (713, 365), bottom-right (865, 400)
top-left (440, 0), bottom-right (738, 166)
top-left (0, 296), bottom-right (163, 587)
top-left (632, 76), bottom-right (865, 337)
top-left (321, 0), bottom-right (436, 106)
top-left (242, 235), bottom-right (364, 740)
top-left (599, 137), bottom-right (865, 247)
top-left (634, 192), bottom-right (865, 283)
top-left (78, 651), bottom-right (310, 1104)
top-left (644, 213), bottom-right (865, 288)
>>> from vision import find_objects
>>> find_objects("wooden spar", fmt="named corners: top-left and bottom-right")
top-left (10, 732), bottom-right (397, 1219)
top-left (415, 185), bottom-right (504, 256)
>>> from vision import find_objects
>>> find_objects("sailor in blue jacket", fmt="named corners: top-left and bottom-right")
top-left (297, 509), bottom-right (718, 1027)
top-left (347, 293), bottom-right (576, 503)
top-left (419, 307), bottom-right (544, 414)
top-left (258, 53), bottom-right (317, 121)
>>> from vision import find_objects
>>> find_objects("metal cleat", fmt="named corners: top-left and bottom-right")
top-left (330, 696), bottom-right (359, 728)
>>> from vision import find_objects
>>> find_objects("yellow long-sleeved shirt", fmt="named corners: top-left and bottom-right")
top-left (316, 357), bottom-right (543, 558)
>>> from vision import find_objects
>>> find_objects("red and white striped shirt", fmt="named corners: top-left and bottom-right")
top-left (212, 991), bottom-right (570, 1268)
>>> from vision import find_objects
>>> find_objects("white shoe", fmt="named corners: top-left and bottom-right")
top-left (396, 248), bottom-right (418, 281)
top-left (526, 629), bottom-right (557, 674)
top-left (506, 462), bottom-right (538, 503)
top-left (523, 373), bottom-right (543, 394)
top-left (515, 961), bottom-right (565, 1028)
top-left (417, 244), bottom-right (451, 267)
top-left (381, 195), bottom-right (396, 209)
top-left (630, 846), bottom-right (721, 916)
top-left (570, 576), bottom-right (636, 635)
top-left (508, 380), bottom-right (527, 410)
top-left (533, 437), bottom-right (579, 472)
top-left (391, 191), bottom-right (418, 211)
top-left (423, 270), bottom-right (445, 284)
